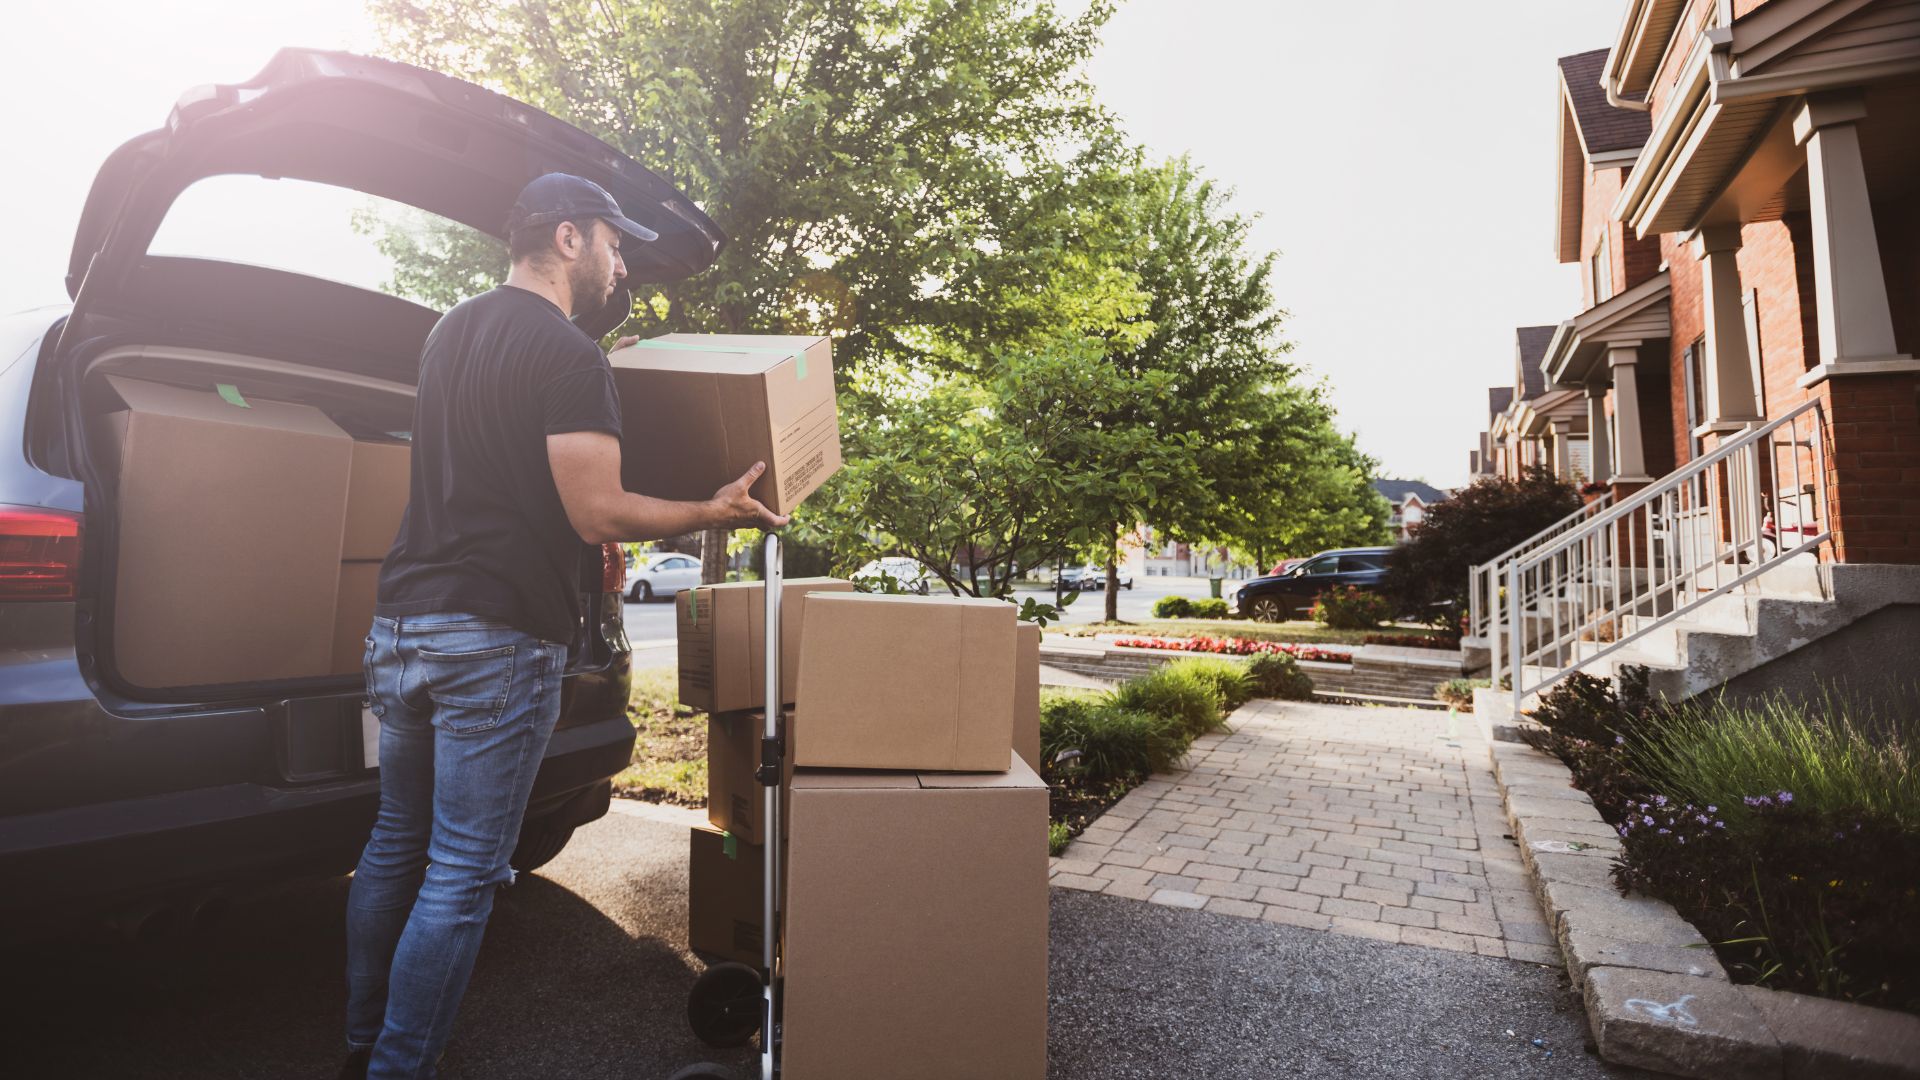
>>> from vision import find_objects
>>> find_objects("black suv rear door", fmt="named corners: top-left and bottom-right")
top-left (63, 48), bottom-right (723, 344)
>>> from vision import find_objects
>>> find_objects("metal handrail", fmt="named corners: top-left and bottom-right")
top-left (1468, 492), bottom-right (1613, 645)
top-left (1506, 398), bottom-right (1829, 710)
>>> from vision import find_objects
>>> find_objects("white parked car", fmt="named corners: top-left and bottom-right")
top-left (1076, 563), bottom-right (1134, 591)
top-left (852, 557), bottom-right (933, 595)
top-left (626, 552), bottom-right (701, 601)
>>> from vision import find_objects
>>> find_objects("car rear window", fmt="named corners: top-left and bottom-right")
top-left (147, 175), bottom-right (506, 311)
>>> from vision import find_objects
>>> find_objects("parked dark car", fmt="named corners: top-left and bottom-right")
top-left (0, 49), bottom-right (726, 932)
top-left (1233, 547), bottom-right (1393, 622)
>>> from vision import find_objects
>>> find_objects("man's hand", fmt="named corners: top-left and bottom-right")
top-left (711, 462), bottom-right (790, 530)
top-left (611, 335), bottom-right (640, 351)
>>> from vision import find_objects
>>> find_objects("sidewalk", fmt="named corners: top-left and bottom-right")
top-left (1050, 698), bottom-right (1560, 962)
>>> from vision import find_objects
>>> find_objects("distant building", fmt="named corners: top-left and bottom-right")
top-left (1372, 479), bottom-right (1449, 541)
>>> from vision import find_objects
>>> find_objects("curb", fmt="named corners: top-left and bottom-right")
top-left (1487, 740), bottom-right (1920, 1078)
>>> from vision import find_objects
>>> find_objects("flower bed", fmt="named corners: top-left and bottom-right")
top-left (1363, 632), bottom-right (1459, 650)
top-left (1111, 635), bottom-right (1352, 664)
top-left (1520, 673), bottom-right (1920, 1014)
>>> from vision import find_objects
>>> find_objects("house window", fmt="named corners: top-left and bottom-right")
top-left (1591, 230), bottom-right (1613, 304)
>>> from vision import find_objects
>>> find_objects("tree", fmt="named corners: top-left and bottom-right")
top-left (1382, 467), bottom-right (1582, 629)
top-left (364, 0), bottom-right (1118, 580)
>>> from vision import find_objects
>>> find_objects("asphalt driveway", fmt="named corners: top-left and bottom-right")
top-left (0, 802), bottom-right (1645, 1079)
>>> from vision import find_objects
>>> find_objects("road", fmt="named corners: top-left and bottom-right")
top-left (620, 573), bottom-right (1237, 655)
top-left (0, 803), bottom-right (1636, 1079)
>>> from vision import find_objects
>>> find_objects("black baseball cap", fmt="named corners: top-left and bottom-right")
top-left (505, 173), bottom-right (659, 243)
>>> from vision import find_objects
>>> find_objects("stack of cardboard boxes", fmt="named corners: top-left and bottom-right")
top-left (94, 374), bottom-right (411, 689)
top-left (641, 332), bottom-right (1045, 1080)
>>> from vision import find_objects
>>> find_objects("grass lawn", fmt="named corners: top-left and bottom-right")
top-left (1053, 618), bottom-right (1437, 646)
top-left (611, 665), bottom-right (706, 806)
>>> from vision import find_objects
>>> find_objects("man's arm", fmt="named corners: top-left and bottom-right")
top-left (547, 430), bottom-right (788, 544)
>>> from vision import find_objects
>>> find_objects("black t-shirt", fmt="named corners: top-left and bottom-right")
top-left (376, 285), bottom-right (623, 643)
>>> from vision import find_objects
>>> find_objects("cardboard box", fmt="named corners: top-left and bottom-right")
top-left (607, 334), bottom-right (841, 516)
top-left (782, 759), bottom-right (1049, 1079)
top-left (688, 825), bottom-right (766, 969)
top-left (1014, 621), bottom-right (1041, 773)
top-left (706, 710), bottom-right (793, 846)
top-left (341, 439), bottom-right (410, 560)
top-left (793, 593), bottom-right (1016, 771)
top-left (677, 577), bottom-right (855, 715)
top-left (98, 376), bottom-right (352, 687)
top-left (331, 561), bottom-right (382, 675)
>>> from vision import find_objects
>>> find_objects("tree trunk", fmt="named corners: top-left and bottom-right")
top-left (1104, 521), bottom-right (1120, 623)
top-left (700, 526), bottom-right (730, 584)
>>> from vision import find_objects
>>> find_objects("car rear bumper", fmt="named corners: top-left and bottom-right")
top-left (0, 714), bottom-right (633, 916)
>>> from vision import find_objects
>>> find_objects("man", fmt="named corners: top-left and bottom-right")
top-left (341, 173), bottom-right (785, 1079)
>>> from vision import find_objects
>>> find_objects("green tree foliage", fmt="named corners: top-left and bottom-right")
top-left (362, 0), bottom-right (1384, 594)
top-left (1383, 467), bottom-right (1582, 628)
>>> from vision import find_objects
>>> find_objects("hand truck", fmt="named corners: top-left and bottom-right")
top-left (671, 531), bottom-right (786, 1080)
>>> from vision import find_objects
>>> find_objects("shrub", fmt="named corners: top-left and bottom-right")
top-left (1167, 656), bottom-right (1254, 711)
top-left (1107, 660), bottom-right (1230, 740)
top-left (1245, 651), bottom-right (1314, 701)
top-left (1189, 597), bottom-right (1230, 618)
top-left (1523, 670), bottom-right (1650, 747)
top-left (1381, 466), bottom-right (1583, 628)
top-left (1625, 690), bottom-right (1919, 831)
top-left (1038, 695), bottom-right (1187, 785)
top-left (1434, 677), bottom-right (1488, 710)
top-left (1151, 595), bottom-right (1195, 618)
top-left (1611, 793), bottom-right (1920, 1011)
top-left (1309, 586), bottom-right (1392, 630)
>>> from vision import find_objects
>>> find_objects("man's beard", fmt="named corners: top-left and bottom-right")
top-left (569, 260), bottom-right (618, 319)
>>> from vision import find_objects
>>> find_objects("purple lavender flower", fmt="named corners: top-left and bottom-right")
top-left (1643, 815), bottom-right (1655, 826)
top-left (1614, 735), bottom-right (1625, 745)
top-left (1715, 821), bottom-right (1725, 829)
top-left (1777, 791), bottom-right (1793, 805)
top-left (1657, 828), bottom-right (1671, 835)
top-left (1653, 795), bottom-right (1668, 807)
top-left (1677, 836), bottom-right (1686, 844)
top-left (1707, 805), bottom-right (1717, 814)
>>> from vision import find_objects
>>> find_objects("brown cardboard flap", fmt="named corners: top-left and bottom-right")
top-left (679, 578), bottom-right (854, 713)
top-left (783, 773), bottom-right (1048, 1078)
top-left (794, 592), bottom-right (1015, 771)
top-left (608, 334), bottom-right (839, 516)
top-left (917, 754), bottom-right (1044, 789)
top-left (341, 439), bottom-right (410, 560)
top-left (102, 376), bottom-right (351, 687)
top-left (789, 768), bottom-right (922, 791)
top-left (1014, 622), bottom-right (1041, 772)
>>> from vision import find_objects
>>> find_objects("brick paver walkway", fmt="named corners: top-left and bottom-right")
top-left (1048, 698), bottom-right (1561, 963)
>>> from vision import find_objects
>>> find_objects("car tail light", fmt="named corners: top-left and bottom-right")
top-left (601, 542), bottom-right (626, 593)
top-left (0, 505), bottom-right (83, 602)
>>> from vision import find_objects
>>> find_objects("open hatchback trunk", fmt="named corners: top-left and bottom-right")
top-left (55, 49), bottom-right (722, 701)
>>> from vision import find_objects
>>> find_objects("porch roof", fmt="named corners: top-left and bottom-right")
top-left (1543, 271), bottom-right (1673, 388)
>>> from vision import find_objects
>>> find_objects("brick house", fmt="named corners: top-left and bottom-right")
top-left (1469, 0), bottom-right (1920, 715)
top-left (1480, 326), bottom-right (1594, 482)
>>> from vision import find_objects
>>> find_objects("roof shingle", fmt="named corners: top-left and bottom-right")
top-left (1373, 478), bottom-right (1448, 506)
top-left (1558, 49), bottom-right (1651, 155)
top-left (1517, 325), bottom-right (1558, 400)
top-left (1488, 386), bottom-right (1514, 419)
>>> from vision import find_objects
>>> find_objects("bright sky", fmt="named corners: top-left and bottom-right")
top-left (1, 0), bottom-right (1624, 489)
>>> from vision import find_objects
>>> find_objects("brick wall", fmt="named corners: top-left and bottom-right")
top-left (1825, 375), bottom-right (1920, 563)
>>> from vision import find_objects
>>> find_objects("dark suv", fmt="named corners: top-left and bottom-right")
top-left (0, 50), bottom-right (724, 931)
top-left (1232, 547), bottom-right (1393, 622)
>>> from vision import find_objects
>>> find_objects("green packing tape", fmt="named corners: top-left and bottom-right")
top-left (722, 832), bottom-right (737, 859)
top-left (627, 338), bottom-right (809, 380)
top-left (216, 383), bottom-right (250, 408)
top-left (689, 588), bottom-right (699, 625)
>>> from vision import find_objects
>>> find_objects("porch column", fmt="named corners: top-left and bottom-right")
top-left (1792, 92), bottom-right (1918, 384)
top-left (1585, 383), bottom-right (1611, 484)
top-left (1551, 419), bottom-right (1575, 481)
top-left (1690, 224), bottom-right (1764, 425)
top-left (1608, 343), bottom-right (1653, 481)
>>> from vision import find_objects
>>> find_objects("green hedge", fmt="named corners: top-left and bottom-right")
top-left (1151, 596), bottom-right (1231, 619)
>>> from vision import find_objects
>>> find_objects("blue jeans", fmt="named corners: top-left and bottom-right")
top-left (345, 612), bottom-right (567, 1079)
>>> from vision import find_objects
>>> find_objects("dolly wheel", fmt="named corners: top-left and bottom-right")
top-left (688, 962), bottom-right (764, 1047)
top-left (667, 1065), bottom-right (743, 1080)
